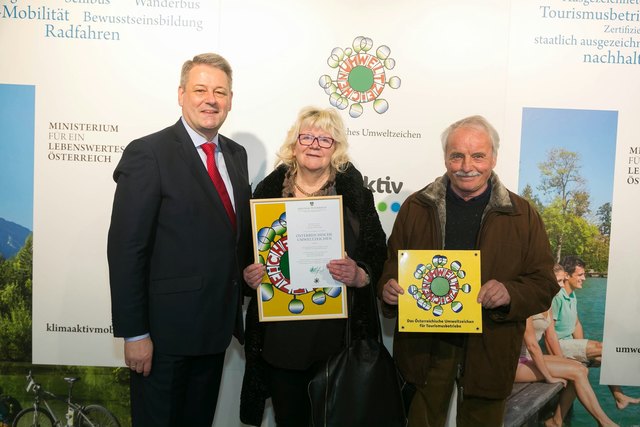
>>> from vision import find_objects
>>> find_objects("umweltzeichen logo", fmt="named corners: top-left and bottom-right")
top-left (319, 36), bottom-right (401, 118)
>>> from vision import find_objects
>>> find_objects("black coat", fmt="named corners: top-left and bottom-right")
top-left (108, 119), bottom-right (252, 354)
top-left (239, 163), bottom-right (387, 425)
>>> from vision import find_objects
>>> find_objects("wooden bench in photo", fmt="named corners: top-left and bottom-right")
top-left (503, 382), bottom-right (564, 427)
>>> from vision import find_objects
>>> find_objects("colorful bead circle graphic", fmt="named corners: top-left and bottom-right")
top-left (257, 212), bottom-right (342, 314)
top-left (408, 255), bottom-right (472, 317)
top-left (319, 36), bottom-right (401, 118)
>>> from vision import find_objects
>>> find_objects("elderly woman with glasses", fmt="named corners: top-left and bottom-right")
top-left (239, 106), bottom-right (387, 427)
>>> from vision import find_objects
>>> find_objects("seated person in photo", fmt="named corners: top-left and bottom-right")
top-left (550, 256), bottom-right (598, 365)
top-left (515, 264), bottom-right (618, 427)
top-left (550, 256), bottom-right (639, 410)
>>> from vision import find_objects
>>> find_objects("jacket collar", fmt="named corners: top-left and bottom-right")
top-left (416, 172), bottom-right (516, 215)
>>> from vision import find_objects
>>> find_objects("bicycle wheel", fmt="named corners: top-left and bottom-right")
top-left (11, 407), bottom-right (54, 427)
top-left (77, 405), bottom-right (120, 427)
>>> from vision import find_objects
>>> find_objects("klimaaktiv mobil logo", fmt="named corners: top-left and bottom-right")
top-left (364, 175), bottom-right (403, 214)
top-left (319, 36), bottom-right (401, 118)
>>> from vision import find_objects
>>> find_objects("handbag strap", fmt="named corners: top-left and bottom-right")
top-left (345, 282), bottom-right (383, 348)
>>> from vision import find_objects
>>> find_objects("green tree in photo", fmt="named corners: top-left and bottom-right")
top-left (0, 283), bottom-right (32, 361)
top-left (0, 235), bottom-right (32, 361)
top-left (524, 148), bottom-right (610, 272)
top-left (521, 183), bottom-right (543, 212)
top-left (537, 148), bottom-right (587, 261)
top-left (596, 202), bottom-right (612, 237)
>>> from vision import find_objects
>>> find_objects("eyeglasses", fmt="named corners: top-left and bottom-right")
top-left (297, 134), bottom-right (335, 148)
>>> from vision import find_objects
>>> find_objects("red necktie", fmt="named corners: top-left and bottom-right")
top-left (201, 142), bottom-right (236, 230)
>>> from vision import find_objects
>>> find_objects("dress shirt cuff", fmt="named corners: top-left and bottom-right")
top-left (125, 333), bottom-right (150, 342)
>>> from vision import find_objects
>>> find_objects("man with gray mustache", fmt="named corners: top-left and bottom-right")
top-left (378, 115), bottom-right (558, 427)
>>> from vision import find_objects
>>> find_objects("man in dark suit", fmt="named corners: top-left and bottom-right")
top-left (107, 53), bottom-right (252, 427)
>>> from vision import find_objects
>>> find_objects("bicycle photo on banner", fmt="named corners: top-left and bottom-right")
top-left (12, 371), bottom-right (119, 427)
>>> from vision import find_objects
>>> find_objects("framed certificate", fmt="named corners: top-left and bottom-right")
top-left (398, 250), bottom-right (482, 333)
top-left (250, 196), bottom-right (348, 322)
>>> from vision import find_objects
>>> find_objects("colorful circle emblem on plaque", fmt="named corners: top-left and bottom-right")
top-left (409, 255), bottom-right (473, 317)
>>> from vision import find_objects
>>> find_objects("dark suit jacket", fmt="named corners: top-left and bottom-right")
top-left (107, 119), bottom-right (251, 355)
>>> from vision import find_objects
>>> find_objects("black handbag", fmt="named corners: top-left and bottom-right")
top-left (308, 286), bottom-right (407, 427)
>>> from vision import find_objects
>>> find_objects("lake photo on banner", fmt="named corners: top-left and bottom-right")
top-left (570, 278), bottom-right (640, 426)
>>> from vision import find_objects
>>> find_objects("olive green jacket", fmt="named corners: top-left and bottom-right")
top-left (378, 173), bottom-right (558, 399)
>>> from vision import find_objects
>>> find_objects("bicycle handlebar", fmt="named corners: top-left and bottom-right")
top-left (23, 372), bottom-right (65, 402)
top-left (25, 377), bottom-right (37, 393)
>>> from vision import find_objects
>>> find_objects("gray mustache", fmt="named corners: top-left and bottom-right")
top-left (454, 171), bottom-right (481, 177)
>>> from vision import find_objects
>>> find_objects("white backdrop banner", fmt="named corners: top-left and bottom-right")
top-left (2, 0), bottom-right (639, 424)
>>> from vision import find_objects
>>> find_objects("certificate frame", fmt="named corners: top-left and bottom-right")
top-left (250, 196), bottom-right (348, 322)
